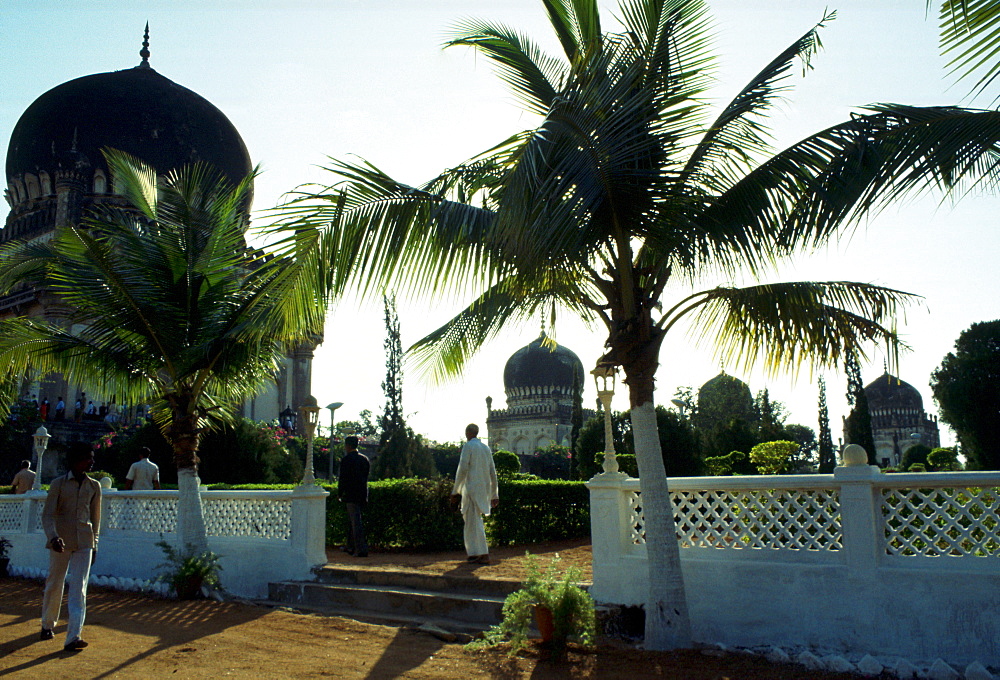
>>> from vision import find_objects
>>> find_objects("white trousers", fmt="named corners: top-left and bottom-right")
top-left (42, 548), bottom-right (92, 643)
top-left (462, 505), bottom-right (488, 557)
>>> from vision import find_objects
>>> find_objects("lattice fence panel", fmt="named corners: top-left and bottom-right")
top-left (204, 498), bottom-right (292, 540)
top-left (628, 489), bottom-right (842, 550)
top-left (104, 497), bottom-right (178, 533)
top-left (882, 486), bottom-right (1000, 557)
top-left (0, 501), bottom-right (23, 533)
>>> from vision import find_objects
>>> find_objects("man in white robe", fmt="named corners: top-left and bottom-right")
top-left (451, 423), bottom-right (499, 564)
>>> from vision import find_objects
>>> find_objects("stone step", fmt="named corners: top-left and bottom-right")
top-left (311, 565), bottom-right (524, 598)
top-left (268, 580), bottom-right (508, 629)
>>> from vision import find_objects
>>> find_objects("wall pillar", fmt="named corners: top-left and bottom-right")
top-left (290, 485), bottom-right (329, 568)
top-left (586, 471), bottom-right (631, 604)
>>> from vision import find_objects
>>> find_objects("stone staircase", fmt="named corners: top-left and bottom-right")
top-left (266, 565), bottom-right (523, 636)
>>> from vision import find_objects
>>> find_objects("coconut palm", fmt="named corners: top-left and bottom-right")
top-left (0, 149), bottom-right (329, 551)
top-left (936, 0), bottom-right (1000, 98)
top-left (276, 0), bottom-right (1000, 648)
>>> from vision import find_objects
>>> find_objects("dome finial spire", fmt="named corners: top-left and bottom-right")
top-left (138, 22), bottom-right (151, 68)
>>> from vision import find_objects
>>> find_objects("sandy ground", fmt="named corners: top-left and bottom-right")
top-left (1, 542), bottom-right (862, 679)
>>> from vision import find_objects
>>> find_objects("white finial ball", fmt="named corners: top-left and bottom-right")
top-left (841, 444), bottom-right (868, 466)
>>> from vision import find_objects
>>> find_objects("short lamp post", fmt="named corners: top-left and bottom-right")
top-left (591, 364), bottom-right (620, 475)
top-left (298, 396), bottom-right (321, 486)
top-left (32, 426), bottom-right (51, 491)
top-left (326, 401), bottom-right (343, 480)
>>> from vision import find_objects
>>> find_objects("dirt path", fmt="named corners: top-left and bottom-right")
top-left (1, 574), bottom-right (861, 679)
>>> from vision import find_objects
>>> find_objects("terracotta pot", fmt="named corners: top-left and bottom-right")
top-left (534, 605), bottom-right (555, 642)
top-left (176, 575), bottom-right (204, 600)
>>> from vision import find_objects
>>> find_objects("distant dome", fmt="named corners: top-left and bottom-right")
top-left (695, 372), bottom-right (755, 430)
top-left (865, 372), bottom-right (923, 411)
top-left (6, 65), bottom-right (251, 192)
top-left (503, 334), bottom-right (585, 392)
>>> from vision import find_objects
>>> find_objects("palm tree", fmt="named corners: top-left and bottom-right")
top-left (0, 149), bottom-right (328, 551)
top-left (936, 0), bottom-right (1000, 98)
top-left (276, 0), bottom-right (1000, 649)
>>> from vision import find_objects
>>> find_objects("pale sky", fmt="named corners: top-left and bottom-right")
top-left (2, 1), bottom-right (996, 447)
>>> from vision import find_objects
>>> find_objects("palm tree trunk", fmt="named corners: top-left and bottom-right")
top-left (169, 417), bottom-right (209, 553)
top-left (628, 399), bottom-right (693, 650)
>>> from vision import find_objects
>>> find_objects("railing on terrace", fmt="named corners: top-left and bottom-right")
top-left (590, 465), bottom-right (1000, 561)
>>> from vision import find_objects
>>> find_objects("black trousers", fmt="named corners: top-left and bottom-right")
top-left (345, 502), bottom-right (367, 555)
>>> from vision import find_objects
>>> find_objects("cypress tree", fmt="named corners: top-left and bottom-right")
top-left (844, 351), bottom-right (877, 464)
top-left (817, 377), bottom-right (835, 472)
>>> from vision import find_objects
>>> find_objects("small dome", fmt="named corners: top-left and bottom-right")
top-left (695, 372), bottom-right (755, 429)
top-left (6, 65), bottom-right (251, 192)
top-left (865, 372), bottom-right (923, 411)
top-left (503, 334), bottom-right (584, 392)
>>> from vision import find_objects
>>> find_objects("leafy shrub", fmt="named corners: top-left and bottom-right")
top-left (319, 478), bottom-right (590, 550)
top-left (614, 454), bottom-right (638, 477)
top-left (89, 470), bottom-right (116, 486)
top-left (705, 450), bottom-right (746, 476)
top-left (155, 540), bottom-right (223, 599)
top-left (927, 447), bottom-right (961, 471)
top-left (749, 440), bottom-right (798, 475)
top-left (493, 450), bottom-right (521, 477)
top-left (576, 406), bottom-right (701, 479)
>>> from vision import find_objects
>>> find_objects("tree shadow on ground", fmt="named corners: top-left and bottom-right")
top-left (0, 578), bottom-right (267, 678)
top-left (363, 627), bottom-right (443, 680)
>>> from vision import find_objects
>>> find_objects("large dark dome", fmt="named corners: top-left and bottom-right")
top-left (6, 65), bottom-right (251, 186)
top-left (865, 372), bottom-right (923, 411)
top-left (503, 334), bottom-right (585, 391)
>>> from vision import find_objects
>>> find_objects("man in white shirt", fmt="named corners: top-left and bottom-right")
top-left (124, 447), bottom-right (160, 490)
top-left (451, 423), bottom-right (499, 564)
top-left (10, 460), bottom-right (36, 493)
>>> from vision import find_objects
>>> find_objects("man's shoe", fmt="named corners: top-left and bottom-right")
top-left (473, 555), bottom-right (490, 565)
top-left (64, 639), bottom-right (88, 652)
top-left (39, 628), bottom-right (54, 641)
top-left (356, 552), bottom-right (368, 557)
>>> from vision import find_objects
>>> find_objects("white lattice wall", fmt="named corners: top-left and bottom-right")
top-left (0, 485), bottom-right (327, 598)
top-left (588, 465), bottom-right (1000, 667)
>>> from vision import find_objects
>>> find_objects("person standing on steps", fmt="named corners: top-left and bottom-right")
top-left (451, 423), bottom-right (499, 565)
top-left (337, 435), bottom-right (370, 557)
top-left (40, 442), bottom-right (101, 652)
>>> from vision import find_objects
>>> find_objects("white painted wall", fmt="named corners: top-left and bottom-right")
top-left (1, 486), bottom-right (328, 599)
top-left (588, 465), bottom-right (1000, 667)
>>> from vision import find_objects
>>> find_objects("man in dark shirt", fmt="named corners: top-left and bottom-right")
top-left (337, 436), bottom-right (370, 557)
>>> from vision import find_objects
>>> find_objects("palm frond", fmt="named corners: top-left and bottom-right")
top-left (446, 20), bottom-right (568, 115)
top-left (939, 0), bottom-right (1000, 99)
top-left (682, 10), bottom-right (833, 192)
top-left (408, 270), bottom-right (597, 384)
top-left (676, 281), bottom-right (919, 377)
top-left (695, 105), bottom-right (1000, 272)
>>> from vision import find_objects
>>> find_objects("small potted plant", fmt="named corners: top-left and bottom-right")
top-left (155, 540), bottom-right (223, 599)
top-left (0, 537), bottom-right (12, 576)
top-left (474, 553), bottom-right (595, 654)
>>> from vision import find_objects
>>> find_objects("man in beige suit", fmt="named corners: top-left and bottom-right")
top-left (40, 442), bottom-right (101, 652)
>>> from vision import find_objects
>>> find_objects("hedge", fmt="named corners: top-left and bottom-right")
top-left (213, 479), bottom-right (591, 550)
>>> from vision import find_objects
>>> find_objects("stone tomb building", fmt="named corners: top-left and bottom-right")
top-left (849, 372), bottom-right (941, 468)
top-left (485, 333), bottom-right (594, 457)
top-left (2, 33), bottom-right (315, 432)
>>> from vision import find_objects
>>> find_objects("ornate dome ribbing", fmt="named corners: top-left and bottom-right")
top-left (865, 372), bottom-right (924, 411)
top-left (6, 64), bottom-right (251, 194)
top-left (503, 333), bottom-right (584, 392)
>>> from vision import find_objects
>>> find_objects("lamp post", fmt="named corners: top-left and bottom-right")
top-left (670, 398), bottom-right (691, 419)
top-left (32, 426), bottom-right (50, 491)
top-left (298, 396), bottom-right (321, 486)
top-left (591, 364), bottom-right (620, 475)
top-left (279, 405), bottom-right (297, 433)
top-left (326, 401), bottom-right (343, 479)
